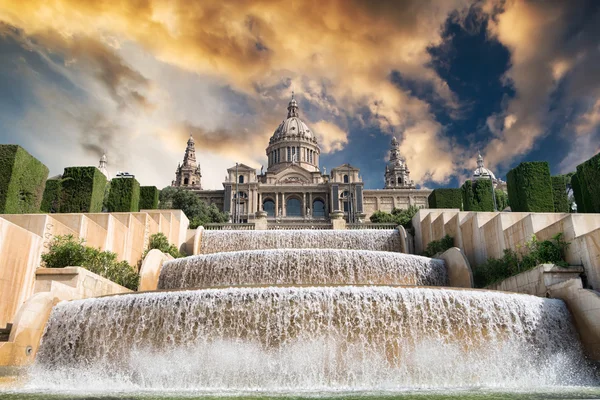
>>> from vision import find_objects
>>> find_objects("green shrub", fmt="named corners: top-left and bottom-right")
top-left (0, 145), bottom-right (49, 214)
top-left (107, 177), bottom-right (141, 212)
top-left (473, 233), bottom-right (569, 288)
top-left (159, 187), bottom-right (229, 229)
top-left (428, 189), bottom-right (462, 209)
top-left (576, 153), bottom-right (600, 213)
top-left (495, 189), bottom-right (509, 211)
top-left (369, 210), bottom-right (396, 223)
top-left (506, 161), bottom-right (554, 212)
top-left (369, 205), bottom-right (421, 236)
top-left (551, 175), bottom-right (569, 213)
top-left (142, 232), bottom-right (184, 260)
top-left (139, 186), bottom-right (159, 210)
top-left (422, 234), bottom-right (454, 257)
top-left (40, 179), bottom-right (62, 213)
top-left (462, 179), bottom-right (494, 211)
top-left (60, 167), bottom-right (107, 213)
top-left (41, 235), bottom-right (139, 290)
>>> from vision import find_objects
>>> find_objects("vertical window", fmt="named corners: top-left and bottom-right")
top-left (239, 175), bottom-right (244, 184)
top-left (263, 200), bottom-right (275, 217)
top-left (343, 174), bottom-right (349, 183)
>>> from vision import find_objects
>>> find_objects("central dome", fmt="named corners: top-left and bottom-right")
top-left (272, 116), bottom-right (313, 140)
top-left (269, 96), bottom-right (316, 143)
top-left (266, 93), bottom-right (321, 173)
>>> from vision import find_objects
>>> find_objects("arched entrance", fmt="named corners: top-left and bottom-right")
top-left (263, 199), bottom-right (275, 217)
top-left (286, 197), bottom-right (302, 217)
top-left (312, 199), bottom-right (325, 217)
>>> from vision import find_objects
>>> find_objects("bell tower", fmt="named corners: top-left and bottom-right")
top-left (384, 137), bottom-right (414, 189)
top-left (172, 134), bottom-right (203, 189)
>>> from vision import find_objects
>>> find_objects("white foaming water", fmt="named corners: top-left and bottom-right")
top-left (158, 249), bottom-right (448, 289)
top-left (30, 286), bottom-right (595, 392)
top-left (199, 229), bottom-right (402, 254)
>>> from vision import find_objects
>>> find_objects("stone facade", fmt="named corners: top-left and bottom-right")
top-left (181, 95), bottom-right (431, 222)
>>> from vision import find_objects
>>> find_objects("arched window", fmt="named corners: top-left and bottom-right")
top-left (286, 197), bottom-right (302, 217)
top-left (184, 177), bottom-right (189, 185)
top-left (239, 175), bottom-right (245, 184)
top-left (313, 199), bottom-right (325, 217)
top-left (263, 199), bottom-right (275, 217)
top-left (343, 174), bottom-right (349, 183)
top-left (397, 177), bottom-right (403, 184)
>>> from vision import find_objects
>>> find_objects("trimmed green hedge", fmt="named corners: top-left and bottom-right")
top-left (571, 173), bottom-right (586, 213)
top-left (575, 153), bottom-right (600, 213)
top-left (551, 176), bottom-right (569, 213)
top-left (462, 179), bottom-right (494, 211)
top-left (495, 189), bottom-right (509, 211)
top-left (60, 167), bottom-right (108, 213)
top-left (506, 161), bottom-right (554, 212)
top-left (139, 186), bottom-right (159, 210)
top-left (40, 179), bottom-right (62, 213)
top-left (428, 188), bottom-right (462, 209)
top-left (0, 145), bottom-right (49, 214)
top-left (107, 177), bottom-right (140, 212)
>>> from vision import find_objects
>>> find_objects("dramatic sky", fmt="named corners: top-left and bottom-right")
top-left (1, 0), bottom-right (599, 189)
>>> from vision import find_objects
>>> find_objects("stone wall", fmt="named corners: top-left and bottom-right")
top-left (0, 210), bottom-right (188, 328)
top-left (486, 264), bottom-right (584, 297)
top-left (413, 210), bottom-right (600, 290)
top-left (0, 267), bottom-right (130, 367)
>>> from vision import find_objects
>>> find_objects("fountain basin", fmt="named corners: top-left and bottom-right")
top-left (159, 249), bottom-right (448, 289)
top-left (31, 286), bottom-right (595, 391)
top-left (199, 229), bottom-right (402, 254)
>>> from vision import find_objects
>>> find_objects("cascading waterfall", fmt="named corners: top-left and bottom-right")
top-left (31, 286), bottom-right (595, 391)
top-left (199, 229), bottom-right (402, 254)
top-left (158, 249), bottom-right (448, 289)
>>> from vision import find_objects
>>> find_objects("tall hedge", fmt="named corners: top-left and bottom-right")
top-left (571, 173), bottom-right (586, 213)
top-left (495, 189), bottom-right (509, 211)
top-left (139, 186), bottom-right (159, 210)
top-left (462, 179), bottom-right (494, 211)
top-left (551, 175), bottom-right (569, 213)
top-left (428, 188), bottom-right (462, 209)
top-left (575, 153), bottom-right (600, 213)
top-left (40, 179), bottom-right (62, 213)
top-left (506, 161), bottom-right (554, 212)
top-left (60, 167), bottom-right (108, 213)
top-left (107, 177), bottom-right (140, 212)
top-left (0, 145), bottom-right (49, 214)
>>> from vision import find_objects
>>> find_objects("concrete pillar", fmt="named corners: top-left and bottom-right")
top-left (275, 192), bottom-right (279, 217)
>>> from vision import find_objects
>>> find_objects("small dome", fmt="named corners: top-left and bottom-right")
top-left (473, 153), bottom-right (496, 180)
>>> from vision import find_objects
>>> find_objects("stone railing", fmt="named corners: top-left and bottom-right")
top-left (268, 223), bottom-right (333, 230)
top-left (347, 223), bottom-right (398, 230)
top-left (203, 223), bottom-right (256, 230)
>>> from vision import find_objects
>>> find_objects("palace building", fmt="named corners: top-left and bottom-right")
top-left (172, 95), bottom-right (432, 223)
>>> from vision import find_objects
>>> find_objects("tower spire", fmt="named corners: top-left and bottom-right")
top-left (287, 93), bottom-right (299, 118)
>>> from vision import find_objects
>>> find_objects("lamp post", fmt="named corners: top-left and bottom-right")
top-left (235, 162), bottom-right (239, 224)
